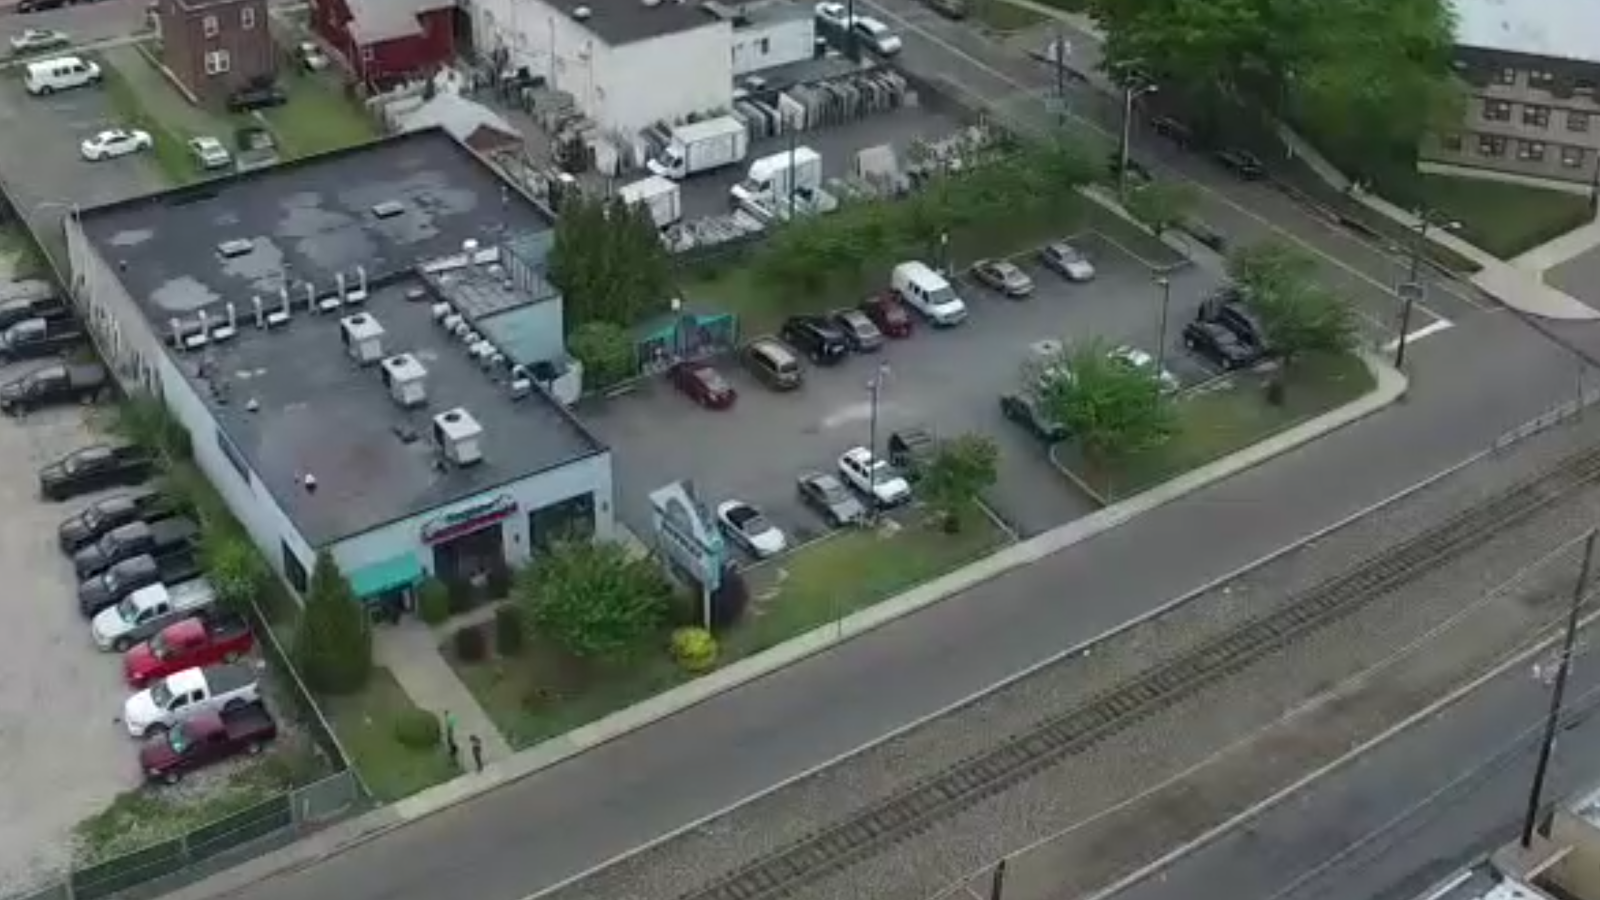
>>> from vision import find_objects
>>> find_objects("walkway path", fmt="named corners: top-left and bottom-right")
top-left (374, 621), bottom-right (513, 764)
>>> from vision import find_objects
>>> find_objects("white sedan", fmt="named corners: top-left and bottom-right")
top-left (851, 17), bottom-right (902, 55)
top-left (814, 1), bottom-right (851, 27)
top-left (10, 29), bottom-right (71, 54)
top-left (1039, 240), bottom-right (1097, 282)
top-left (838, 446), bottom-right (911, 508)
top-left (1109, 345), bottom-right (1180, 393)
top-left (716, 500), bottom-right (788, 558)
top-left (188, 135), bottom-right (232, 170)
top-left (81, 129), bottom-right (153, 162)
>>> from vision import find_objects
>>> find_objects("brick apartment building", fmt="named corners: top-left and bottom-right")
top-left (157, 0), bottom-right (278, 108)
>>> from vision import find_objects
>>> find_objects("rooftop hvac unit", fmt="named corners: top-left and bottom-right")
top-left (340, 312), bottom-right (386, 365)
top-left (432, 407), bottom-right (484, 467)
top-left (380, 353), bottom-right (429, 408)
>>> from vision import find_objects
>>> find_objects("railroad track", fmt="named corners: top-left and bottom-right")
top-left (678, 443), bottom-right (1600, 900)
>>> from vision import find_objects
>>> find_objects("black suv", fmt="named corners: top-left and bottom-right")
top-left (1214, 148), bottom-right (1266, 180)
top-left (888, 427), bottom-right (938, 481)
top-left (227, 79), bottom-right (288, 113)
top-left (999, 393), bottom-right (1068, 443)
top-left (39, 443), bottom-right (157, 501)
top-left (1197, 290), bottom-right (1272, 356)
top-left (1183, 320), bottom-right (1259, 370)
top-left (780, 316), bottom-right (848, 366)
top-left (59, 488), bottom-right (173, 554)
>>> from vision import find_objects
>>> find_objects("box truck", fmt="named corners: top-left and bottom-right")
top-left (618, 175), bottom-right (683, 229)
top-left (647, 116), bottom-right (750, 180)
top-left (729, 146), bottom-right (824, 210)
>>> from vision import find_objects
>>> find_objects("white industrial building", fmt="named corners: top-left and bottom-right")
top-left (469, 0), bottom-right (815, 133)
top-left (64, 130), bottom-right (615, 608)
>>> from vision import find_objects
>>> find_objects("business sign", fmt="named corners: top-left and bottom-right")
top-left (649, 480), bottom-right (724, 592)
top-left (422, 494), bottom-right (518, 545)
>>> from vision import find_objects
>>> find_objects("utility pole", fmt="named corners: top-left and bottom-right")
top-left (1155, 276), bottom-right (1173, 374)
top-left (1117, 83), bottom-right (1155, 196)
top-left (865, 363), bottom-right (890, 524)
top-left (989, 859), bottom-right (1008, 900)
top-left (1394, 214), bottom-right (1429, 369)
top-left (787, 127), bottom-right (798, 221)
top-left (844, 0), bottom-right (858, 60)
top-left (1522, 528), bottom-right (1597, 848)
top-left (1053, 30), bottom-right (1067, 124)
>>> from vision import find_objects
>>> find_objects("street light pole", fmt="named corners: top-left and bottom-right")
top-left (1118, 83), bottom-right (1155, 197)
top-left (1522, 528), bottom-right (1597, 848)
top-left (1394, 214), bottom-right (1429, 370)
top-left (866, 363), bottom-right (890, 524)
top-left (1155, 276), bottom-right (1172, 373)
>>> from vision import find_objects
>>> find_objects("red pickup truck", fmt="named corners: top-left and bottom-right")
top-left (139, 703), bottom-right (278, 784)
top-left (123, 614), bottom-right (254, 688)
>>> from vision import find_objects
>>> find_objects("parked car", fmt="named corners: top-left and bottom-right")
top-left (838, 446), bottom-right (911, 508)
top-left (796, 470), bottom-right (866, 527)
top-left (668, 361), bottom-right (736, 409)
top-left (15, 0), bottom-right (69, 13)
top-left (81, 128), bottom-right (152, 162)
top-left (891, 261), bottom-right (968, 327)
top-left (140, 702), bottom-right (277, 784)
top-left (1038, 241), bottom-right (1096, 282)
top-left (0, 363), bottom-right (108, 415)
top-left (40, 443), bottom-right (156, 501)
top-left (9, 28), bottom-right (71, 54)
top-left (226, 79), bottom-right (287, 113)
top-left (887, 426), bottom-right (938, 481)
top-left (1197, 291), bottom-right (1273, 355)
top-left (780, 315), bottom-right (848, 365)
top-left (78, 550), bottom-right (203, 617)
top-left (0, 290), bottom-right (69, 330)
top-left (187, 136), bottom-right (231, 171)
top-left (295, 41), bottom-right (329, 71)
top-left (59, 487), bottom-right (173, 553)
top-left (1215, 148), bottom-right (1266, 180)
top-left (123, 663), bottom-right (262, 737)
top-left (93, 578), bottom-right (217, 652)
top-left (851, 17), bottom-right (902, 55)
top-left (1108, 345), bottom-right (1181, 393)
top-left (830, 308), bottom-right (884, 352)
top-left (1149, 115), bottom-right (1195, 147)
top-left (73, 517), bottom-right (199, 580)
top-left (0, 316), bottom-right (84, 361)
top-left (742, 338), bottom-right (804, 391)
top-left (860, 294), bottom-right (913, 339)
top-left (716, 499), bottom-right (788, 558)
top-left (1183, 320), bottom-right (1259, 370)
top-left (971, 258), bottom-right (1035, 298)
top-left (925, 0), bottom-right (966, 18)
top-left (814, 1), bottom-right (850, 28)
top-left (1000, 392), bottom-right (1069, 443)
top-left (124, 614), bottom-right (254, 688)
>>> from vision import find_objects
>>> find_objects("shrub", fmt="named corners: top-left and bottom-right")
top-left (417, 578), bottom-right (451, 625)
top-left (392, 709), bottom-right (441, 750)
top-left (670, 627), bottom-right (719, 673)
top-left (494, 605), bottom-right (524, 657)
top-left (454, 624), bottom-right (489, 662)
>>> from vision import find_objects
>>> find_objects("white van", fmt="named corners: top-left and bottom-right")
top-left (24, 56), bottom-right (102, 96)
top-left (891, 261), bottom-right (968, 327)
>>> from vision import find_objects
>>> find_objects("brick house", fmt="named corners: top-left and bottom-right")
top-left (311, 0), bottom-right (456, 89)
top-left (157, 0), bottom-right (278, 108)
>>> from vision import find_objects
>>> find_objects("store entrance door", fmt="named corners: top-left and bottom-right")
top-left (431, 522), bottom-right (508, 605)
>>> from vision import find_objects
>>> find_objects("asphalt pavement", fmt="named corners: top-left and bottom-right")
top-left (1106, 638), bottom-right (1600, 900)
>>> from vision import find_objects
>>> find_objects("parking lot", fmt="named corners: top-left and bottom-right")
top-left (581, 232), bottom-right (1229, 550)
top-left (0, 377), bottom-right (137, 888)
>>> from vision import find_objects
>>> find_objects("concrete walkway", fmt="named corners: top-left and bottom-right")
top-left (374, 621), bottom-right (514, 764)
top-left (1510, 217), bottom-right (1600, 274)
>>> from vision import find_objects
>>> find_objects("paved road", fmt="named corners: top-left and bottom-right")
top-left (173, 13), bottom-right (1600, 900)
top-left (1109, 641), bottom-right (1600, 900)
top-left (0, 0), bottom-right (149, 60)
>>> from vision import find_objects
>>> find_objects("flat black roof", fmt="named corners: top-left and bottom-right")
top-left (552, 0), bottom-right (721, 46)
top-left (77, 130), bottom-right (606, 545)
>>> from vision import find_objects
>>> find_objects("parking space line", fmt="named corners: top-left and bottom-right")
top-left (859, 0), bottom-right (1457, 327)
top-left (1381, 319), bottom-right (1455, 353)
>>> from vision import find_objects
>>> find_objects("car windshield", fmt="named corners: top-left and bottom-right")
top-left (927, 285), bottom-right (958, 306)
top-left (7, 320), bottom-right (43, 341)
top-left (167, 724), bottom-right (191, 754)
top-left (67, 450), bottom-right (108, 473)
top-left (1054, 245), bottom-right (1082, 263)
top-left (115, 596), bottom-right (140, 622)
top-left (149, 681), bottom-right (173, 707)
top-left (82, 506), bottom-right (107, 530)
top-left (695, 368), bottom-right (728, 392)
top-left (102, 569), bottom-right (121, 593)
top-left (149, 632), bottom-right (172, 659)
top-left (744, 514), bottom-right (772, 534)
top-left (869, 459), bottom-right (893, 477)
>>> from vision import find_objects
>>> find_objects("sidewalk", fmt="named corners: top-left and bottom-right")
top-left (374, 621), bottom-right (513, 763)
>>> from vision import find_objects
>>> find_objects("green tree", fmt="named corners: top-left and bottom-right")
top-left (568, 320), bottom-right (636, 389)
top-left (919, 433), bottom-right (1000, 532)
top-left (202, 528), bottom-right (269, 613)
top-left (293, 550), bottom-right (372, 695)
top-left (1226, 240), bottom-right (1316, 296)
top-left (1037, 340), bottom-right (1176, 462)
top-left (1123, 181), bottom-right (1198, 237)
top-left (548, 194), bottom-right (670, 328)
top-left (1227, 242), bottom-right (1355, 364)
top-left (514, 539), bottom-right (671, 661)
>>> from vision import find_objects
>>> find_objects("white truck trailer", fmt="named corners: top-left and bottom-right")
top-left (618, 175), bottom-right (683, 228)
top-left (647, 116), bottom-right (750, 180)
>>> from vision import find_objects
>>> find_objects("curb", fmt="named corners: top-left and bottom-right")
top-left (162, 356), bottom-right (1406, 900)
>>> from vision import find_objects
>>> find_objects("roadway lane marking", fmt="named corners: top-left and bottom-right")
top-left (1381, 319), bottom-right (1455, 353)
top-left (858, 0), bottom-right (1460, 325)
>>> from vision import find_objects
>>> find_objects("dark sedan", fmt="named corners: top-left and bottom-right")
top-left (860, 294), bottom-right (913, 339)
top-left (1215, 148), bottom-right (1266, 180)
top-left (1000, 392), bottom-right (1069, 443)
top-left (796, 470), bottom-right (866, 527)
top-left (668, 361), bottom-right (736, 409)
top-left (1183, 320), bottom-right (1259, 370)
top-left (831, 308), bottom-right (885, 352)
top-left (59, 488), bottom-right (170, 554)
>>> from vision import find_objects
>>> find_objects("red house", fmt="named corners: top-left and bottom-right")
top-left (311, 0), bottom-right (457, 88)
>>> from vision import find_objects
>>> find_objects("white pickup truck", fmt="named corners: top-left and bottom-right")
top-left (122, 663), bottom-right (261, 737)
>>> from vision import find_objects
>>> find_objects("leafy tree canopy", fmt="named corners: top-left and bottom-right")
top-left (549, 193), bottom-right (672, 329)
top-left (514, 539), bottom-right (672, 661)
top-left (1227, 242), bottom-right (1356, 362)
top-left (920, 433), bottom-right (1000, 528)
top-left (1037, 339), bottom-right (1176, 461)
top-left (294, 551), bottom-right (372, 695)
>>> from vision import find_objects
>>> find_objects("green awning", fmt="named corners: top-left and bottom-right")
top-left (348, 554), bottom-right (424, 600)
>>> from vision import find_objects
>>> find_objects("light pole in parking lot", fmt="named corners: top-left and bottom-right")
top-left (1118, 82), bottom-right (1158, 197)
top-left (1155, 275), bottom-right (1172, 374)
top-left (866, 363), bottom-right (891, 524)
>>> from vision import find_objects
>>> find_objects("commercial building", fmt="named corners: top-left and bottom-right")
top-left (1422, 0), bottom-right (1600, 189)
top-left (154, 0), bottom-right (277, 108)
top-left (63, 129), bottom-right (614, 607)
top-left (468, 0), bottom-right (814, 134)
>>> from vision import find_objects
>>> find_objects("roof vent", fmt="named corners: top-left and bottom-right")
top-left (572, 4), bottom-right (592, 18)
top-left (217, 239), bottom-right (254, 258)
top-left (432, 407), bottom-right (484, 467)
top-left (380, 353), bottom-right (429, 408)
top-left (371, 200), bottom-right (406, 219)
top-left (340, 312), bottom-right (386, 365)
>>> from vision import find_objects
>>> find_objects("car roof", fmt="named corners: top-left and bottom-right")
top-left (751, 338), bottom-right (796, 361)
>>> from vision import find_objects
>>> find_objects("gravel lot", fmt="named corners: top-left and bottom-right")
top-left (0, 374), bottom-right (140, 891)
top-left (543, 408), bottom-right (1600, 900)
